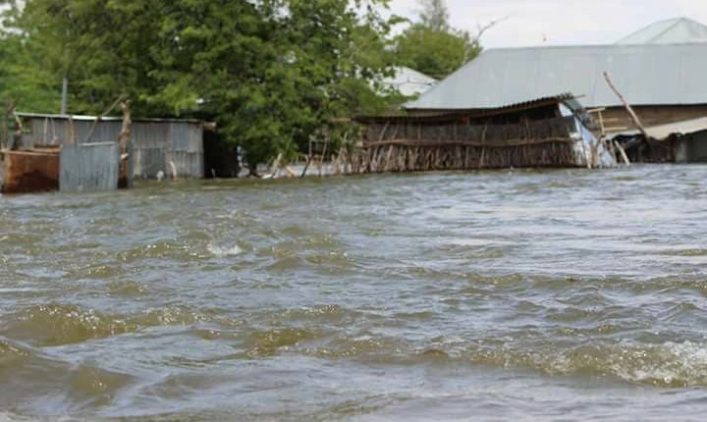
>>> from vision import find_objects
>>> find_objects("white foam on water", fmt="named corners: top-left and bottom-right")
top-left (0, 413), bottom-right (33, 422)
top-left (207, 243), bottom-right (243, 257)
top-left (612, 341), bottom-right (707, 386)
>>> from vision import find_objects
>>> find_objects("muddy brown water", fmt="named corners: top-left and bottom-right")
top-left (1, 165), bottom-right (707, 420)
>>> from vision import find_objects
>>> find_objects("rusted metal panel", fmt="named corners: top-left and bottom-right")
top-left (59, 142), bottom-right (120, 193)
top-left (1, 149), bottom-right (60, 194)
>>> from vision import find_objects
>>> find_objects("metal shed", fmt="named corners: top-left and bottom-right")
top-left (15, 113), bottom-right (206, 179)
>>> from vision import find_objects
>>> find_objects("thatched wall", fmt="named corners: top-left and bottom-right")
top-left (358, 115), bottom-right (583, 172)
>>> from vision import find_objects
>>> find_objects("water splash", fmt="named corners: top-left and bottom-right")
top-left (207, 243), bottom-right (243, 257)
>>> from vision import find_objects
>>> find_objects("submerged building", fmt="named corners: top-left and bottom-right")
top-left (355, 94), bottom-right (615, 172)
top-left (406, 18), bottom-right (707, 135)
top-left (375, 17), bottom-right (707, 165)
top-left (1, 113), bottom-right (239, 194)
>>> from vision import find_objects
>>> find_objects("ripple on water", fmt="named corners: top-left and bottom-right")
top-left (245, 328), bottom-right (323, 358)
top-left (0, 337), bottom-right (31, 366)
top-left (0, 304), bottom-right (232, 347)
top-left (414, 338), bottom-right (707, 388)
top-left (117, 241), bottom-right (195, 263)
top-left (0, 336), bottom-right (135, 415)
top-left (1, 304), bottom-right (139, 347)
top-left (107, 280), bottom-right (149, 298)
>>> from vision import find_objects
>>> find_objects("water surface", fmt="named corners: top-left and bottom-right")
top-left (1, 165), bottom-right (707, 420)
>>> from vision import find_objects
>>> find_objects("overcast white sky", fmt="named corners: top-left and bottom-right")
top-left (388, 0), bottom-right (707, 48)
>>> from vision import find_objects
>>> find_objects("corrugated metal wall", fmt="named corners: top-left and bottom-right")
top-left (167, 122), bottom-right (203, 178)
top-left (131, 122), bottom-right (168, 178)
top-left (29, 118), bottom-right (123, 146)
top-left (25, 117), bottom-right (204, 179)
top-left (60, 142), bottom-right (120, 193)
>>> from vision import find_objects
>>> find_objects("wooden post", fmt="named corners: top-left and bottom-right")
top-left (83, 95), bottom-right (125, 144)
top-left (603, 72), bottom-right (647, 139)
top-left (319, 136), bottom-right (329, 177)
top-left (60, 76), bottom-right (68, 115)
top-left (67, 116), bottom-right (75, 145)
top-left (2, 101), bottom-right (14, 150)
top-left (614, 141), bottom-right (631, 166)
top-left (11, 111), bottom-right (23, 150)
top-left (118, 100), bottom-right (132, 188)
top-left (301, 138), bottom-right (313, 177)
top-left (118, 100), bottom-right (132, 155)
top-left (269, 153), bottom-right (283, 178)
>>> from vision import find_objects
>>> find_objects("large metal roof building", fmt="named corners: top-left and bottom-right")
top-left (615, 17), bottom-right (707, 45)
top-left (405, 18), bottom-right (707, 111)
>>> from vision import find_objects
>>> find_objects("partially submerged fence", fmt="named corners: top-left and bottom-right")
top-left (356, 115), bottom-right (587, 172)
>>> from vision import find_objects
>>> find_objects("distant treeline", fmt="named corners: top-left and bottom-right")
top-left (0, 0), bottom-right (482, 168)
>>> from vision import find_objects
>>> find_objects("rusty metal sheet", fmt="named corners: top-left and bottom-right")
top-left (1, 149), bottom-right (60, 194)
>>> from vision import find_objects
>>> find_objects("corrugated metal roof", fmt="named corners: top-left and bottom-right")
top-left (357, 94), bottom-right (575, 124)
top-left (405, 43), bottom-right (707, 110)
top-left (610, 117), bottom-right (707, 141)
top-left (616, 17), bottom-right (707, 45)
top-left (382, 67), bottom-right (437, 97)
top-left (15, 112), bottom-right (203, 124)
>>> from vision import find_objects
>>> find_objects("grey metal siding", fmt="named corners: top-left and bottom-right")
top-left (131, 122), bottom-right (168, 178)
top-left (23, 116), bottom-right (205, 179)
top-left (60, 142), bottom-right (120, 192)
top-left (166, 122), bottom-right (203, 178)
top-left (28, 117), bottom-right (122, 145)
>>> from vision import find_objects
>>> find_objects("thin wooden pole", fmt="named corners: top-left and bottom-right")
top-left (301, 138), bottom-right (313, 177)
top-left (614, 140), bottom-right (631, 166)
top-left (84, 94), bottom-right (126, 144)
top-left (603, 72), bottom-right (647, 139)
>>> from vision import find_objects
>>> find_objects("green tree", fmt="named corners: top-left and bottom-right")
top-left (418, 0), bottom-right (449, 32)
top-left (0, 5), bottom-right (60, 112)
top-left (146, 0), bottom-right (397, 171)
top-left (10, 0), bottom-right (166, 115)
top-left (3, 0), bottom-right (398, 171)
top-left (394, 0), bottom-right (481, 79)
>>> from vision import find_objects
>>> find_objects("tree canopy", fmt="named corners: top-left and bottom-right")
top-left (394, 0), bottom-right (481, 79)
top-left (419, 0), bottom-right (449, 32)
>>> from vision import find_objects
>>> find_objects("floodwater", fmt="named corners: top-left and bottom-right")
top-left (1, 165), bottom-right (707, 421)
